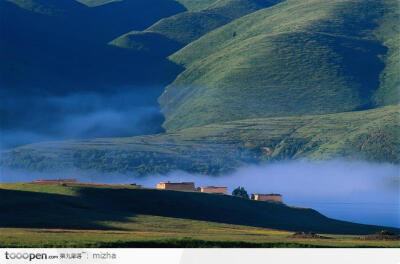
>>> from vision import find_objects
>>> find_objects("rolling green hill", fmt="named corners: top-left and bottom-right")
top-left (1, 183), bottom-right (397, 237)
top-left (2, 105), bottom-right (398, 175)
top-left (111, 0), bottom-right (282, 56)
top-left (160, 0), bottom-right (399, 131)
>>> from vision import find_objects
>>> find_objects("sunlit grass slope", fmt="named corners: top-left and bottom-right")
top-left (111, 0), bottom-right (282, 56)
top-left (2, 226), bottom-right (399, 248)
top-left (160, 0), bottom-right (398, 131)
top-left (2, 105), bottom-right (398, 175)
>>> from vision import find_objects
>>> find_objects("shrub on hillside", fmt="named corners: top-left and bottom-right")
top-left (232, 186), bottom-right (249, 199)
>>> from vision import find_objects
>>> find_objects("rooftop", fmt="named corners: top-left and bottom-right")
top-left (159, 181), bottom-right (194, 184)
top-left (254, 193), bottom-right (282, 196)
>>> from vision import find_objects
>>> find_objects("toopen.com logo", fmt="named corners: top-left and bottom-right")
top-left (4, 251), bottom-right (53, 262)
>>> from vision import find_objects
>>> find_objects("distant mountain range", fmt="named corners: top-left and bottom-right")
top-left (1, 0), bottom-right (399, 175)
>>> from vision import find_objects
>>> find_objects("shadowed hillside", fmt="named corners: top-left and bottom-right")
top-left (160, 0), bottom-right (398, 131)
top-left (0, 0), bottom-right (186, 146)
top-left (1, 183), bottom-right (398, 235)
top-left (1, 0), bottom-right (186, 93)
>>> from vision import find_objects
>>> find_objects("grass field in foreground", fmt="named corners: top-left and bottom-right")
top-left (0, 183), bottom-right (398, 248)
top-left (1, 217), bottom-right (399, 248)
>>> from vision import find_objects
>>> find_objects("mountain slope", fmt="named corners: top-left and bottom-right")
top-left (159, 0), bottom-right (397, 131)
top-left (111, 0), bottom-right (282, 56)
top-left (2, 105), bottom-right (398, 175)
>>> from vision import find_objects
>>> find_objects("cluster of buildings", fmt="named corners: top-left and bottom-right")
top-left (157, 181), bottom-right (228, 195)
top-left (156, 181), bottom-right (282, 203)
top-left (32, 179), bottom-right (282, 203)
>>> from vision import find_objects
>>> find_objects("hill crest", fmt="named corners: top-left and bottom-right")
top-left (160, 0), bottom-right (398, 131)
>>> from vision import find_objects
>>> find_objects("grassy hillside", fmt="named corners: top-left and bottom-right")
top-left (160, 0), bottom-right (398, 131)
top-left (111, 0), bottom-right (282, 56)
top-left (2, 105), bottom-right (398, 175)
top-left (373, 0), bottom-right (400, 106)
top-left (176, 0), bottom-right (219, 11)
top-left (1, 183), bottom-right (398, 241)
top-left (109, 31), bottom-right (183, 57)
top-left (2, 0), bottom-right (398, 171)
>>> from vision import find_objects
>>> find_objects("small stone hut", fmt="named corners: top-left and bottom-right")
top-left (200, 186), bottom-right (227, 195)
top-left (156, 181), bottom-right (195, 191)
top-left (253, 193), bottom-right (282, 203)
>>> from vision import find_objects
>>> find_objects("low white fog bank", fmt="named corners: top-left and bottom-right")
top-left (0, 90), bottom-right (165, 149)
top-left (148, 160), bottom-right (399, 227)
